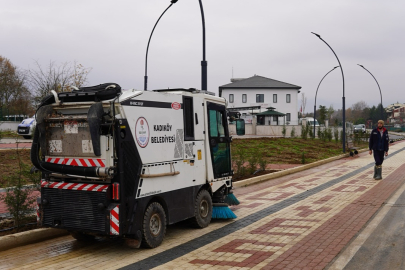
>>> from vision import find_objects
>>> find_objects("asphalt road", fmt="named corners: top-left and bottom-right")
top-left (343, 185), bottom-right (405, 269)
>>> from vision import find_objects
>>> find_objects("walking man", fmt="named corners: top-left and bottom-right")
top-left (369, 120), bottom-right (389, 180)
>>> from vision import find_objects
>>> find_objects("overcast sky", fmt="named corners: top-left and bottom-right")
top-left (2, 0), bottom-right (404, 113)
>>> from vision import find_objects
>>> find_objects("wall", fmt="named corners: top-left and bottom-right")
top-left (0, 122), bottom-right (19, 131)
top-left (229, 123), bottom-right (345, 138)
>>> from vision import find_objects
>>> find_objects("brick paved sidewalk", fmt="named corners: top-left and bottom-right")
top-left (0, 141), bottom-right (404, 270)
top-left (0, 142), bottom-right (31, 149)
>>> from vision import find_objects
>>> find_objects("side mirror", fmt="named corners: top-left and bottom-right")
top-left (236, 119), bottom-right (245, 136)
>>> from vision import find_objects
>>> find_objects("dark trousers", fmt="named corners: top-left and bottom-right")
top-left (373, 150), bottom-right (385, 166)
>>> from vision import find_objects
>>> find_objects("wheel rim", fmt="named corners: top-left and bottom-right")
top-left (149, 213), bottom-right (161, 236)
top-left (199, 199), bottom-right (209, 218)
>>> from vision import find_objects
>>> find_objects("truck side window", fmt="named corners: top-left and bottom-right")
top-left (183, 96), bottom-right (194, 140)
top-left (209, 110), bottom-right (225, 138)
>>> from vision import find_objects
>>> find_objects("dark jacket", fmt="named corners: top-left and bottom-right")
top-left (369, 127), bottom-right (389, 152)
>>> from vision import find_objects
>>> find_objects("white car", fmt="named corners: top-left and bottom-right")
top-left (17, 117), bottom-right (36, 139)
top-left (353, 124), bottom-right (366, 133)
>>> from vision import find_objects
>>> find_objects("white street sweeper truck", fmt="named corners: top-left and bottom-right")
top-left (33, 84), bottom-right (240, 248)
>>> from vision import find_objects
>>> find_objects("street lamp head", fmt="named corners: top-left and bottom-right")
top-left (311, 32), bottom-right (321, 38)
top-left (357, 64), bottom-right (365, 68)
top-left (333, 66), bottom-right (340, 69)
top-left (171, 0), bottom-right (178, 3)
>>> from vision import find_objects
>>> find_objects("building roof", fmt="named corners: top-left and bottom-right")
top-left (219, 75), bottom-right (301, 97)
top-left (255, 107), bottom-right (286, 116)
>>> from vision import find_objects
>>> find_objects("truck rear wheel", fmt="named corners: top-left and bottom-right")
top-left (191, 189), bottom-right (212, 228)
top-left (142, 202), bottom-right (166, 248)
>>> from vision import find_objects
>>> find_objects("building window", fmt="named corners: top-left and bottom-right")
top-left (273, 94), bottom-right (277, 103)
top-left (256, 94), bottom-right (264, 103)
top-left (286, 94), bottom-right (291, 103)
top-left (286, 113), bottom-right (291, 122)
top-left (229, 94), bottom-right (234, 103)
top-left (242, 94), bottom-right (247, 103)
top-left (273, 116), bottom-right (278, 121)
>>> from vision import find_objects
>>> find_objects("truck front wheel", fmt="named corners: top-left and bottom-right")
top-left (142, 202), bottom-right (167, 248)
top-left (191, 189), bottom-right (212, 228)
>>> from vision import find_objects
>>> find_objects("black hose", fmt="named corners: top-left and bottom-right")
top-left (40, 162), bottom-right (99, 177)
top-left (30, 127), bottom-right (49, 173)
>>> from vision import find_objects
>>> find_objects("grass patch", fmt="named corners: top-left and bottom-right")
top-left (0, 149), bottom-right (34, 188)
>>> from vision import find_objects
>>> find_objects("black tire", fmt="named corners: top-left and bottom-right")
top-left (142, 202), bottom-right (166, 248)
top-left (70, 231), bottom-right (95, 241)
top-left (191, 189), bottom-right (212, 228)
top-left (23, 136), bottom-right (32, 139)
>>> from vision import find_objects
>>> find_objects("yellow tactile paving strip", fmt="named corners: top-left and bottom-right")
top-left (0, 141), bottom-right (404, 270)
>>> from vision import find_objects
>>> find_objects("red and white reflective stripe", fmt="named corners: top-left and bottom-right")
top-left (45, 156), bottom-right (106, 167)
top-left (110, 206), bottom-right (119, 235)
top-left (40, 180), bottom-right (108, 192)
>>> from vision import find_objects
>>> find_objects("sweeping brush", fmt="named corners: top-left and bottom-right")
top-left (224, 192), bottom-right (240, 206)
top-left (212, 203), bottom-right (237, 219)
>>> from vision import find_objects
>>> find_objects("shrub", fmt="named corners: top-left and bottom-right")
top-left (309, 126), bottom-right (314, 139)
top-left (290, 127), bottom-right (296, 138)
top-left (317, 126), bottom-right (322, 139)
top-left (301, 123), bottom-right (310, 140)
top-left (0, 145), bottom-right (36, 230)
top-left (325, 128), bottom-right (333, 142)
top-left (247, 151), bottom-right (259, 175)
top-left (258, 150), bottom-right (267, 171)
top-left (282, 125), bottom-right (287, 138)
top-left (334, 127), bottom-right (339, 143)
top-left (234, 148), bottom-right (247, 177)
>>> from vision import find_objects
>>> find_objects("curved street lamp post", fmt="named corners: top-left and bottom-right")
top-left (311, 32), bottom-right (346, 153)
top-left (357, 64), bottom-right (384, 120)
top-left (198, 0), bottom-right (207, 91)
top-left (314, 66), bottom-right (340, 138)
top-left (144, 0), bottom-right (178, 91)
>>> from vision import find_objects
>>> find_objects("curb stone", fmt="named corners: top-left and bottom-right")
top-left (0, 228), bottom-right (69, 252)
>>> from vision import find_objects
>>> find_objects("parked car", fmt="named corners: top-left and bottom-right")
top-left (17, 116), bottom-right (36, 139)
top-left (299, 117), bottom-right (320, 127)
top-left (394, 124), bottom-right (401, 128)
top-left (353, 124), bottom-right (366, 133)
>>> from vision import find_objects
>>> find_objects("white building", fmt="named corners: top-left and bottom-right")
top-left (219, 75), bottom-right (301, 125)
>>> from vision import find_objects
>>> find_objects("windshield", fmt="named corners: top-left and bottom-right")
top-left (354, 125), bottom-right (362, 128)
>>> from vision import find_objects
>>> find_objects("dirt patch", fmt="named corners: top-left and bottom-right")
top-left (0, 216), bottom-right (38, 237)
top-left (0, 149), bottom-right (33, 188)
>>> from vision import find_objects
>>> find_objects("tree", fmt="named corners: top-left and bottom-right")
top-left (26, 60), bottom-right (91, 105)
top-left (351, 101), bottom-right (368, 123)
top-left (318, 105), bottom-right (327, 124)
top-left (0, 55), bottom-right (32, 118)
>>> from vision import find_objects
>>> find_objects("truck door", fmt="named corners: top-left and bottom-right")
top-left (207, 102), bottom-right (232, 179)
